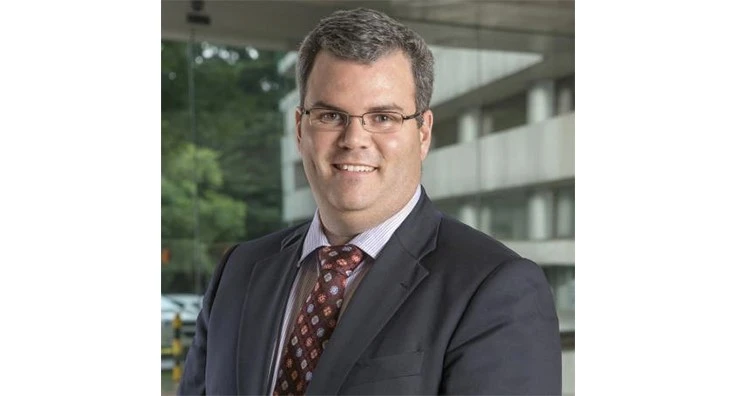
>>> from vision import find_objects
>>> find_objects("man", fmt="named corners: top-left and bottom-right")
top-left (179, 8), bottom-right (561, 395)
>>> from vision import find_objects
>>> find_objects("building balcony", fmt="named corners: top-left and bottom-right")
top-left (423, 112), bottom-right (574, 199)
top-left (501, 239), bottom-right (574, 266)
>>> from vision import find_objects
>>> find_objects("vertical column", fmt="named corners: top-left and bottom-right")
top-left (511, 203), bottom-right (528, 240)
top-left (528, 190), bottom-right (554, 240)
top-left (458, 202), bottom-right (478, 230)
top-left (457, 107), bottom-right (481, 223)
top-left (564, 267), bottom-right (575, 311)
top-left (281, 91), bottom-right (302, 224)
top-left (556, 85), bottom-right (574, 115)
top-left (281, 138), bottom-right (295, 193)
top-left (527, 79), bottom-right (555, 124)
top-left (555, 188), bottom-right (575, 238)
top-left (554, 267), bottom-right (575, 311)
top-left (172, 313), bottom-right (183, 385)
top-left (479, 204), bottom-right (492, 235)
top-left (457, 107), bottom-right (481, 143)
top-left (481, 110), bottom-right (493, 136)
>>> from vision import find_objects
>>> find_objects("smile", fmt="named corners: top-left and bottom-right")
top-left (333, 164), bottom-right (377, 172)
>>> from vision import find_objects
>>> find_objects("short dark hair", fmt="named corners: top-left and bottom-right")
top-left (297, 8), bottom-right (435, 124)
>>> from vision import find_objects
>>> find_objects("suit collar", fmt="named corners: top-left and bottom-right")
top-left (391, 187), bottom-right (442, 261)
top-left (280, 221), bottom-right (309, 251)
top-left (305, 189), bottom-right (441, 395)
top-left (236, 223), bottom-right (308, 395)
top-left (261, 190), bottom-right (442, 395)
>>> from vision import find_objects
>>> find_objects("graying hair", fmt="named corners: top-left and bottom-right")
top-left (297, 8), bottom-right (435, 125)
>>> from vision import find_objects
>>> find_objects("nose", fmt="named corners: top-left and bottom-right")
top-left (338, 115), bottom-right (371, 149)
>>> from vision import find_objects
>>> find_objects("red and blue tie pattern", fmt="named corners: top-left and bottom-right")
top-left (273, 244), bottom-right (364, 396)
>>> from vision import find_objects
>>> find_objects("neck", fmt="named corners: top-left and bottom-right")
top-left (318, 186), bottom-right (420, 245)
top-left (321, 225), bottom-right (357, 246)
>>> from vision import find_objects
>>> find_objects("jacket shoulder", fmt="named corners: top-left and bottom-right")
top-left (226, 221), bottom-right (309, 263)
top-left (436, 214), bottom-right (521, 260)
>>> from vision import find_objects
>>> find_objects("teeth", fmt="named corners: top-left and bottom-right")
top-left (339, 164), bottom-right (375, 172)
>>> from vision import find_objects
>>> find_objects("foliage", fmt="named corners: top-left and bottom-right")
top-left (161, 143), bottom-right (246, 244)
top-left (161, 39), bottom-right (293, 292)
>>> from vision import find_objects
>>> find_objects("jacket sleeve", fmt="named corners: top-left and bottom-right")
top-left (177, 244), bottom-right (239, 396)
top-left (440, 258), bottom-right (562, 395)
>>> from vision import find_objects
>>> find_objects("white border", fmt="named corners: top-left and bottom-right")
top-left (2, 1), bottom-right (160, 393)
top-left (578, 1), bottom-right (736, 394)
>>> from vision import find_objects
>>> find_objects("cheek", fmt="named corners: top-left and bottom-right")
top-left (302, 135), bottom-right (334, 165)
top-left (383, 135), bottom-right (421, 158)
top-left (312, 136), bottom-right (332, 155)
top-left (382, 132), bottom-right (411, 150)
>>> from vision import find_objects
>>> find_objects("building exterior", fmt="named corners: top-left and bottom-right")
top-left (278, 46), bottom-right (575, 394)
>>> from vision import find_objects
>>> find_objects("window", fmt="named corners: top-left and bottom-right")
top-left (161, 39), bottom-right (289, 293)
top-left (554, 186), bottom-right (575, 238)
top-left (555, 74), bottom-right (575, 115)
top-left (479, 193), bottom-right (528, 240)
top-left (431, 116), bottom-right (459, 149)
top-left (542, 265), bottom-right (575, 312)
top-left (481, 92), bottom-right (527, 134)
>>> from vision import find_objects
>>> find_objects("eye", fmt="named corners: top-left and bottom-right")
top-left (369, 112), bottom-right (399, 124)
top-left (317, 111), bottom-right (345, 124)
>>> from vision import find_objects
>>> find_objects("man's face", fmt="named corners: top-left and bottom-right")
top-left (296, 51), bottom-right (433, 226)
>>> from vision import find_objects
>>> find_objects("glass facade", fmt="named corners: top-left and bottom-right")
top-left (161, 39), bottom-right (291, 292)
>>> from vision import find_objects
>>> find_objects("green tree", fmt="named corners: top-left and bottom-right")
top-left (161, 39), bottom-right (291, 292)
top-left (161, 143), bottom-right (246, 291)
top-left (162, 143), bottom-right (246, 243)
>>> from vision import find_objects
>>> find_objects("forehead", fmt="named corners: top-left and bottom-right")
top-left (305, 50), bottom-right (416, 111)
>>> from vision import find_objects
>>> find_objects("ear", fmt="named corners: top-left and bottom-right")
top-left (295, 107), bottom-right (304, 154)
top-left (419, 110), bottom-right (433, 160)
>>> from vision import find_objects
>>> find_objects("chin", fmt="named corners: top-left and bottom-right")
top-left (327, 192), bottom-right (373, 213)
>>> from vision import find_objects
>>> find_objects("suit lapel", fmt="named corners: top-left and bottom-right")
top-left (236, 225), bottom-right (307, 395)
top-left (306, 191), bottom-right (442, 395)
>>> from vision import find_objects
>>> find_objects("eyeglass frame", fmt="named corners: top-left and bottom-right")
top-left (297, 106), bottom-right (425, 133)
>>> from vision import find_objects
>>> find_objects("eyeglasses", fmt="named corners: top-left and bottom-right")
top-left (299, 106), bottom-right (423, 134)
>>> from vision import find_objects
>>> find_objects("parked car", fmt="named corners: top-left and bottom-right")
top-left (161, 295), bottom-right (198, 358)
top-left (165, 293), bottom-right (203, 314)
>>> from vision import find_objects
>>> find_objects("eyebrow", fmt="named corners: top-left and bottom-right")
top-left (310, 100), bottom-right (407, 113)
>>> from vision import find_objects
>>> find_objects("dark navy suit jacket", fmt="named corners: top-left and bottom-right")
top-left (179, 191), bottom-right (562, 395)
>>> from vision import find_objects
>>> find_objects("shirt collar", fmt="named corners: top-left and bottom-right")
top-left (299, 184), bottom-right (422, 265)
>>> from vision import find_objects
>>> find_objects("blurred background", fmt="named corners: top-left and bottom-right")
top-left (161, 1), bottom-right (574, 394)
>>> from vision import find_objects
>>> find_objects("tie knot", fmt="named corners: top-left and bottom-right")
top-left (318, 244), bottom-right (364, 276)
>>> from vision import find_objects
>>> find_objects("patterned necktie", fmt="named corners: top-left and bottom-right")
top-left (273, 244), bottom-right (364, 396)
